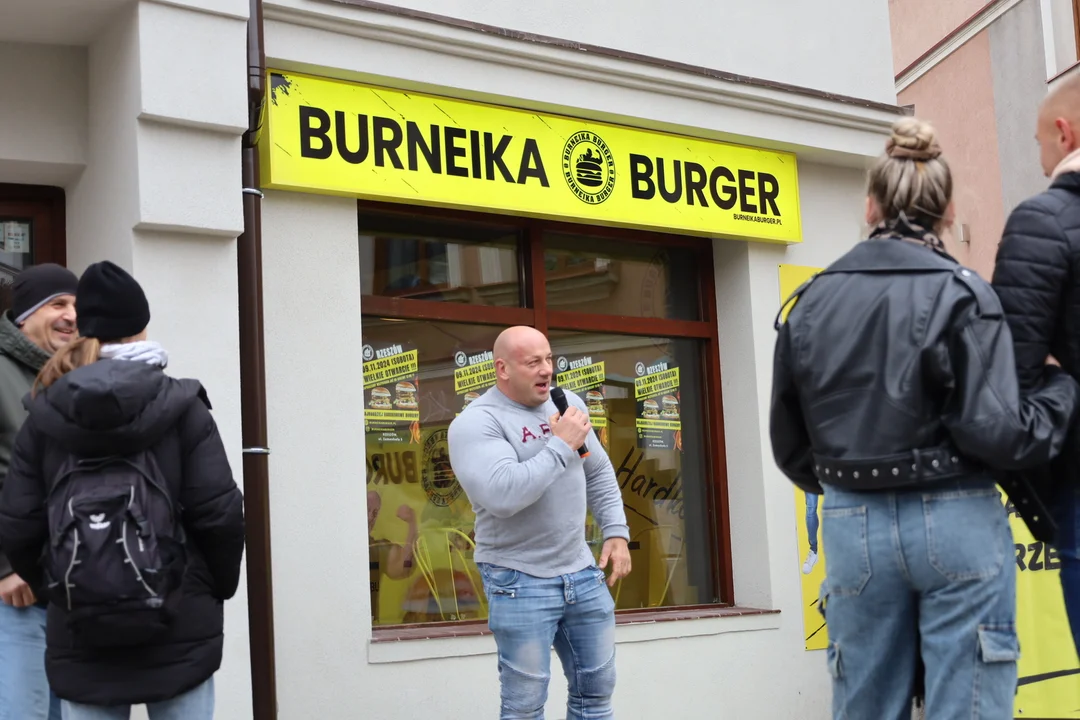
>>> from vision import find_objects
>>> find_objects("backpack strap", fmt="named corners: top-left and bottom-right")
top-left (951, 266), bottom-right (1002, 319)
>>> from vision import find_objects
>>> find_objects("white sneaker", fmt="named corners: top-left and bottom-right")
top-left (802, 550), bottom-right (818, 575)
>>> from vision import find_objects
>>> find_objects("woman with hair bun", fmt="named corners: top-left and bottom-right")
top-left (770, 118), bottom-right (1080, 718)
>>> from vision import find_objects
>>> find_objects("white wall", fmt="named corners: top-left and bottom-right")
top-left (0, 42), bottom-right (87, 186)
top-left (59, 1), bottom-right (251, 718)
top-left (347, 0), bottom-right (896, 104)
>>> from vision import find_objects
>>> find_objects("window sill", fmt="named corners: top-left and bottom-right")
top-left (367, 606), bottom-right (780, 664)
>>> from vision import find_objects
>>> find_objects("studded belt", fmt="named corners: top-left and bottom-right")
top-left (811, 446), bottom-right (981, 491)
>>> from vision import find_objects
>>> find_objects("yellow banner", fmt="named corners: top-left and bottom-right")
top-left (778, 263), bottom-right (1080, 716)
top-left (454, 360), bottom-right (496, 394)
top-left (634, 367), bottom-right (680, 399)
top-left (261, 71), bottom-right (802, 243)
top-left (557, 361), bottom-right (606, 394)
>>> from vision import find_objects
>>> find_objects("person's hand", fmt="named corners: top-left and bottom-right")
top-left (0, 574), bottom-right (36, 608)
top-left (599, 538), bottom-right (631, 588)
top-left (396, 504), bottom-right (416, 524)
top-left (1047, 354), bottom-right (1061, 367)
top-left (549, 407), bottom-right (591, 450)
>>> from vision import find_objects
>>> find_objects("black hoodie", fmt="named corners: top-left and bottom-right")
top-left (0, 359), bottom-right (245, 705)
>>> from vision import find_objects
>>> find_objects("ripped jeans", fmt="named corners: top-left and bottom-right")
top-left (479, 563), bottom-right (616, 720)
top-left (820, 480), bottom-right (1018, 720)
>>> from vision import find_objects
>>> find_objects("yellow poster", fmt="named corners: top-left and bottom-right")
top-left (778, 263), bottom-right (1080, 716)
top-left (778, 264), bottom-right (828, 651)
top-left (260, 71), bottom-right (802, 243)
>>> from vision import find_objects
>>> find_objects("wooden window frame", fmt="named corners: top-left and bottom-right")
top-left (360, 199), bottom-right (735, 639)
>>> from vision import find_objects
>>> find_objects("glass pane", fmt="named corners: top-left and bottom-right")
top-left (550, 331), bottom-right (714, 609)
top-left (0, 218), bottom-right (34, 285)
top-left (543, 233), bottom-right (700, 320)
top-left (364, 318), bottom-right (716, 626)
top-left (359, 212), bottom-right (522, 307)
top-left (363, 317), bottom-right (505, 626)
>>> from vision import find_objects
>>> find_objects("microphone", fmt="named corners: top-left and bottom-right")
top-left (549, 386), bottom-right (590, 458)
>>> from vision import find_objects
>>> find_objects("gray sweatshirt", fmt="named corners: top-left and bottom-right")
top-left (448, 386), bottom-right (630, 578)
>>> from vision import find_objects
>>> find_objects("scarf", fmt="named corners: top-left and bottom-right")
top-left (99, 340), bottom-right (169, 368)
top-left (868, 212), bottom-right (952, 259)
top-left (1051, 148), bottom-right (1080, 180)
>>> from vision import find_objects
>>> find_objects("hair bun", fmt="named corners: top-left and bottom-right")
top-left (885, 117), bottom-right (942, 161)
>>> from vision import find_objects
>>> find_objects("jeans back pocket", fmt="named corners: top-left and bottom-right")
top-left (821, 506), bottom-right (872, 597)
top-left (924, 489), bottom-right (1007, 582)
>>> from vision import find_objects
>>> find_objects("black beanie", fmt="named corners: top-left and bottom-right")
top-left (76, 261), bottom-right (150, 340)
top-left (12, 263), bottom-right (78, 326)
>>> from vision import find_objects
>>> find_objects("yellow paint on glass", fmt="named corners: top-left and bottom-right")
top-left (260, 71), bottom-right (802, 243)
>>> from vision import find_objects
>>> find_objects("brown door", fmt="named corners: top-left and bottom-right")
top-left (0, 185), bottom-right (67, 310)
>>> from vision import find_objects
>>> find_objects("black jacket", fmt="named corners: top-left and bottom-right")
top-left (992, 172), bottom-right (1080, 519)
top-left (0, 360), bottom-right (245, 705)
top-left (771, 234), bottom-right (1078, 540)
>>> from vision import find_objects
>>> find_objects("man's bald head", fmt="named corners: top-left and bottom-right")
top-left (1037, 74), bottom-right (1080, 176)
top-left (493, 325), bottom-right (553, 407)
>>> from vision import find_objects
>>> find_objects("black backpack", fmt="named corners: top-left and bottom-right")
top-left (42, 450), bottom-right (186, 648)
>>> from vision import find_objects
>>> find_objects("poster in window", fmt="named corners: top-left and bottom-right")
top-left (453, 349), bottom-right (496, 415)
top-left (634, 359), bottom-right (681, 451)
top-left (362, 342), bottom-right (421, 443)
top-left (1, 222), bottom-right (29, 254)
top-left (555, 354), bottom-right (608, 450)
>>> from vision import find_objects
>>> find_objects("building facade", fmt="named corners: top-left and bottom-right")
top-left (1, 0), bottom-right (904, 717)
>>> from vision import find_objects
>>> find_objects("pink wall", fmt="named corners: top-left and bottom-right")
top-left (890, 0), bottom-right (989, 75)
top-left (898, 30), bottom-right (1004, 279)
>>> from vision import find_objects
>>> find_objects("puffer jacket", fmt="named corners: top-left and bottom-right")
top-left (992, 172), bottom-right (1080, 519)
top-left (0, 311), bottom-right (51, 582)
top-left (771, 229), bottom-right (1079, 541)
top-left (0, 359), bottom-right (245, 705)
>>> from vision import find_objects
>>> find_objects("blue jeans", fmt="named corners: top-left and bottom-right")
top-left (820, 481), bottom-right (1018, 720)
top-left (0, 603), bottom-right (62, 720)
top-left (60, 678), bottom-right (214, 720)
top-left (1053, 485), bottom-right (1080, 655)
top-left (806, 491), bottom-right (820, 553)
top-left (479, 563), bottom-right (616, 720)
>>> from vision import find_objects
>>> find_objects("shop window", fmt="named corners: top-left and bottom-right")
top-left (359, 212), bottom-right (521, 307)
top-left (360, 206), bottom-right (728, 630)
top-left (544, 233), bottom-right (700, 320)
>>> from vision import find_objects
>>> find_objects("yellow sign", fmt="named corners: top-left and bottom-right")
top-left (778, 263), bottom-right (1080, 717)
top-left (261, 71), bottom-right (802, 243)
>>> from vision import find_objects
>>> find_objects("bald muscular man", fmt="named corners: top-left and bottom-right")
top-left (447, 326), bottom-right (630, 720)
top-left (992, 72), bottom-right (1080, 655)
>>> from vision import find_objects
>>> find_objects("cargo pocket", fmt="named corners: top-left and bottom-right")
top-left (978, 625), bottom-right (1019, 663)
top-left (974, 624), bottom-right (1020, 716)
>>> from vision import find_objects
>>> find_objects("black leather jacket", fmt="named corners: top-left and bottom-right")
top-left (770, 232), bottom-right (1079, 540)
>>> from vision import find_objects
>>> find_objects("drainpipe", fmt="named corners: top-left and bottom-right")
top-left (239, 0), bottom-right (277, 717)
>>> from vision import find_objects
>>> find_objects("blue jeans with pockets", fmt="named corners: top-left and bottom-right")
top-left (479, 563), bottom-right (616, 720)
top-left (820, 480), bottom-right (1018, 720)
top-left (0, 603), bottom-right (62, 720)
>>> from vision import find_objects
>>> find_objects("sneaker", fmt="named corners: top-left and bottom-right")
top-left (802, 550), bottom-right (818, 575)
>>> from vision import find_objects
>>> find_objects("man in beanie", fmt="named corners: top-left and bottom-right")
top-left (0, 262), bottom-right (76, 720)
top-left (0, 259), bottom-right (244, 719)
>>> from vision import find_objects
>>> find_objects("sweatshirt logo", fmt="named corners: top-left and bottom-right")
top-left (521, 424), bottom-right (552, 443)
top-left (88, 513), bottom-right (110, 531)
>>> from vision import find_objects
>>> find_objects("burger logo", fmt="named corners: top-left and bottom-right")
top-left (369, 387), bottom-right (392, 410)
top-left (462, 391), bottom-right (480, 410)
top-left (562, 131), bottom-right (615, 205)
top-left (585, 389), bottom-right (606, 418)
top-left (660, 394), bottom-right (680, 420)
top-left (642, 399), bottom-right (660, 420)
top-left (395, 381), bottom-right (418, 410)
top-left (422, 429), bottom-right (464, 507)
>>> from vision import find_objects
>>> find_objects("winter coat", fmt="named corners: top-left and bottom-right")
top-left (0, 359), bottom-right (245, 705)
